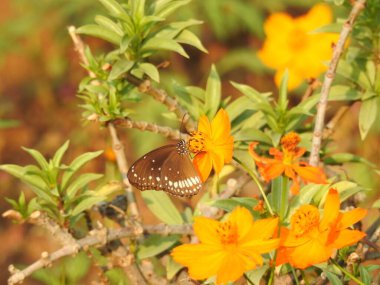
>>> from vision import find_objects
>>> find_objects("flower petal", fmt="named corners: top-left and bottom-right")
top-left (216, 251), bottom-right (255, 285)
top-left (330, 229), bottom-right (366, 249)
top-left (242, 238), bottom-right (280, 254)
top-left (262, 163), bottom-right (286, 181)
top-left (336, 208), bottom-right (367, 230)
top-left (193, 216), bottom-right (221, 245)
top-left (211, 109), bottom-right (231, 141)
top-left (193, 152), bottom-right (212, 182)
top-left (172, 244), bottom-right (225, 280)
top-left (293, 164), bottom-right (327, 184)
top-left (288, 238), bottom-right (332, 269)
top-left (198, 114), bottom-right (212, 135)
top-left (229, 206), bottom-right (254, 241)
top-left (210, 149), bottom-right (224, 175)
top-left (320, 188), bottom-right (340, 231)
top-left (245, 217), bottom-right (279, 241)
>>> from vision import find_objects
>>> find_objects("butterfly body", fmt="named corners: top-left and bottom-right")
top-left (127, 140), bottom-right (202, 197)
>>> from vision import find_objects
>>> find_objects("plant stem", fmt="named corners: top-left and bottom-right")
top-left (290, 266), bottom-right (300, 285)
top-left (330, 259), bottom-right (365, 285)
top-left (280, 176), bottom-right (289, 220)
top-left (300, 270), bottom-right (309, 285)
top-left (244, 273), bottom-right (255, 285)
top-left (233, 157), bottom-right (274, 216)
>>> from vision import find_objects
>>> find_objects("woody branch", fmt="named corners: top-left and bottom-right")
top-left (309, 0), bottom-right (367, 166)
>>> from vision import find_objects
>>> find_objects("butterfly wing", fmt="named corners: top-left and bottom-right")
top-left (127, 142), bottom-right (202, 197)
top-left (159, 151), bottom-right (202, 197)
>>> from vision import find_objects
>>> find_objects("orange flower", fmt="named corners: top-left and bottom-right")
top-left (188, 108), bottom-right (234, 182)
top-left (276, 188), bottom-right (367, 269)
top-left (248, 132), bottom-right (327, 194)
top-left (258, 4), bottom-right (339, 90)
top-left (171, 207), bottom-right (279, 285)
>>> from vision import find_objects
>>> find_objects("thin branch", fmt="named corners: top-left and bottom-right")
top-left (7, 224), bottom-right (193, 285)
top-left (301, 78), bottom-right (322, 102)
top-left (309, 0), bottom-right (367, 166)
top-left (125, 74), bottom-right (195, 131)
top-left (108, 123), bottom-right (140, 219)
top-left (111, 118), bottom-right (188, 140)
top-left (322, 105), bottom-right (350, 139)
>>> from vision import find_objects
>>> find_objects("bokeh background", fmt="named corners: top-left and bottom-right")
top-left (0, 0), bottom-right (379, 284)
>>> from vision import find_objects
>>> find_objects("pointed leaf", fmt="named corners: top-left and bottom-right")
top-left (52, 141), bottom-right (70, 167)
top-left (98, 0), bottom-right (126, 16)
top-left (137, 234), bottom-right (180, 260)
top-left (278, 69), bottom-right (289, 110)
top-left (141, 191), bottom-right (183, 224)
top-left (66, 173), bottom-right (103, 198)
top-left (204, 65), bottom-right (221, 118)
top-left (359, 97), bottom-right (378, 140)
top-left (142, 37), bottom-right (189, 58)
top-left (61, 150), bottom-right (103, 190)
top-left (108, 59), bottom-right (134, 80)
top-left (94, 15), bottom-right (123, 36)
top-left (176, 29), bottom-right (207, 53)
top-left (21, 147), bottom-right (49, 170)
top-left (71, 194), bottom-right (105, 216)
top-left (77, 24), bottom-right (121, 45)
top-left (138, 62), bottom-right (160, 82)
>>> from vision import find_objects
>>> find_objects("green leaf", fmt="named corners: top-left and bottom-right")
top-left (245, 265), bottom-right (269, 285)
top-left (154, 0), bottom-right (191, 18)
top-left (137, 234), bottom-right (180, 260)
top-left (52, 141), bottom-right (70, 168)
top-left (77, 24), bottom-right (121, 45)
top-left (231, 81), bottom-right (271, 105)
top-left (324, 153), bottom-right (376, 168)
top-left (233, 128), bottom-right (272, 144)
top-left (311, 23), bottom-right (343, 33)
top-left (204, 65), bottom-right (221, 118)
top-left (212, 197), bottom-right (257, 212)
top-left (166, 256), bottom-right (183, 280)
top-left (373, 198), bottom-right (380, 208)
top-left (325, 271), bottom-right (343, 285)
top-left (278, 69), bottom-right (289, 110)
top-left (21, 147), bottom-right (49, 170)
top-left (71, 194), bottom-right (105, 216)
top-left (359, 97), bottom-right (378, 140)
top-left (176, 29), bottom-right (207, 53)
top-left (0, 164), bottom-right (47, 190)
top-left (65, 173), bottom-right (103, 198)
top-left (359, 265), bottom-right (371, 285)
top-left (138, 62), bottom-right (160, 82)
top-left (142, 37), bottom-right (189, 58)
top-left (98, 0), bottom-right (126, 17)
top-left (141, 191), bottom-right (183, 224)
top-left (61, 150), bottom-right (103, 190)
top-left (108, 59), bottom-right (134, 80)
top-left (94, 15), bottom-right (123, 36)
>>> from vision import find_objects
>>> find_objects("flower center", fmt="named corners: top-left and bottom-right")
top-left (216, 220), bottom-right (239, 245)
top-left (188, 131), bottom-right (207, 153)
top-left (281, 132), bottom-right (301, 152)
top-left (288, 28), bottom-right (308, 50)
top-left (291, 205), bottom-right (320, 237)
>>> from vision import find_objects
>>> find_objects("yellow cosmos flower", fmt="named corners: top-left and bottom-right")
top-left (258, 4), bottom-right (339, 90)
top-left (171, 207), bottom-right (279, 284)
top-left (276, 188), bottom-right (367, 269)
top-left (188, 108), bottom-right (234, 182)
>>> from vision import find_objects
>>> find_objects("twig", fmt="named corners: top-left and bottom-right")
top-left (7, 223), bottom-right (193, 285)
top-left (68, 26), bottom-right (140, 219)
top-left (322, 105), bottom-right (350, 139)
top-left (301, 78), bottom-right (322, 102)
top-left (108, 123), bottom-right (140, 219)
top-left (111, 118), bottom-right (187, 140)
top-left (29, 211), bottom-right (78, 248)
top-left (125, 74), bottom-right (195, 131)
top-left (309, 0), bottom-right (367, 166)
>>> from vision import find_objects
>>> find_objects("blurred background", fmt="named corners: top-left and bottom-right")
top-left (0, 0), bottom-right (379, 284)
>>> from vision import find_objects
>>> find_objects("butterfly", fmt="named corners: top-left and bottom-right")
top-left (127, 139), bottom-right (202, 197)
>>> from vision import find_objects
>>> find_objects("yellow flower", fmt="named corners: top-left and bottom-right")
top-left (188, 108), bottom-right (234, 182)
top-left (276, 188), bottom-right (367, 269)
top-left (258, 4), bottom-right (339, 90)
top-left (171, 207), bottom-right (279, 284)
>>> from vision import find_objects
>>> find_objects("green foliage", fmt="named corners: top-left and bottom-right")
top-left (0, 141), bottom-right (105, 225)
top-left (32, 252), bottom-right (91, 285)
top-left (77, 0), bottom-right (206, 122)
